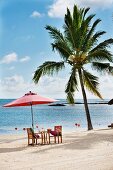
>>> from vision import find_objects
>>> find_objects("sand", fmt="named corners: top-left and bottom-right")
top-left (0, 128), bottom-right (113, 170)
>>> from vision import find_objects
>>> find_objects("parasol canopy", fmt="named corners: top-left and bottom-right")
top-left (3, 91), bottom-right (57, 129)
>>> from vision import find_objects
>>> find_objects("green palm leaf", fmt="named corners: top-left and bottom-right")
top-left (65, 67), bottom-right (78, 104)
top-left (45, 25), bottom-right (65, 42)
top-left (33, 61), bottom-right (65, 83)
top-left (88, 49), bottom-right (113, 62)
top-left (92, 31), bottom-right (106, 42)
top-left (82, 7), bottom-right (90, 19)
top-left (66, 92), bottom-right (75, 104)
top-left (51, 42), bottom-right (72, 60)
top-left (91, 39), bottom-right (113, 53)
top-left (92, 62), bottom-right (113, 74)
top-left (46, 25), bottom-right (72, 60)
top-left (33, 5), bottom-right (113, 130)
top-left (83, 69), bottom-right (102, 99)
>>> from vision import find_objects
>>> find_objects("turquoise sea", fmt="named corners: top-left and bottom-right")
top-left (0, 99), bottom-right (113, 134)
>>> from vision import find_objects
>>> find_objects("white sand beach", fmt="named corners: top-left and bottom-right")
top-left (0, 128), bottom-right (113, 170)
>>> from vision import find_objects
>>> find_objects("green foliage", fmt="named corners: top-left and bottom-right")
top-left (65, 68), bottom-right (78, 103)
top-left (33, 4), bottom-right (113, 103)
top-left (66, 92), bottom-right (75, 104)
top-left (92, 62), bottom-right (113, 75)
top-left (33, 61), bottom-right (65, 83)
top-left (88, 49), bottom-right (113, 62)
top-left (83, 69), bottom-right (102, 99)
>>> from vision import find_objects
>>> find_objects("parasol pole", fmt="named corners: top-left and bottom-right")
top-left (30, 103), bottom-right (34, 129)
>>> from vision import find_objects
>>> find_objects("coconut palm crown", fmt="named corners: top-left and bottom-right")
top-left (33, 5), bottom-right (113, 130)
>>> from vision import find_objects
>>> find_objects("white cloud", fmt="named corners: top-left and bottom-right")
top-left (99, 75), bottom-right (113, 99)
top-left (30, 11), bottom-right (42, 18)
top-left (1, 73), bottom-right (113, 100)
top-left (0, 52), bottom-right (31, 65)
top-left (0, 74), bottom-right (67, 98)
top-left (48, 0), bottom-right (113, 18)
top-left (37, 76), bottom-right (67, 98)
top-left (0, 75), bottom-right (66, 98)
top-left (0, 75), bottom-right (33, 98)
top-left (0, 52), bottom-right (17, 64)
top-left (19, 56), bottom-right (30, 62)
top-left (48, 0), bottom-right (74, 18)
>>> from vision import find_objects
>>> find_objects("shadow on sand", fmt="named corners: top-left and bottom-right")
top-left (32, 128), bottom-right (113, 154)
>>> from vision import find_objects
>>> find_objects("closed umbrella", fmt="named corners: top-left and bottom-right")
top-left (3, 91), bottom-right (57, 129)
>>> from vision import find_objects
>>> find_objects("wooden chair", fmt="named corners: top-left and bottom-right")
top-left (54, 125), bottom-right (62, 143)
top-left (47, 126), bottom-right (62, 144)
top-left (27, 128), bottom-right (41, 146)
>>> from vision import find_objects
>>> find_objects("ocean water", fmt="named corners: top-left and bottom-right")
top-left (0, 99), bottom-right (113, 134)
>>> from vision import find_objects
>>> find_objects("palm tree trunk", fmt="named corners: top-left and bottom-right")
top-left (78, 69), bottom-right (93, 130)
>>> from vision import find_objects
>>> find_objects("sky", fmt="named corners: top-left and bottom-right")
top-left (0, 0), bottom-right (113, 99)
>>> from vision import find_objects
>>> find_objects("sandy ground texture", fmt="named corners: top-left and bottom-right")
top-left (0, 128), bottom-right (113, 170)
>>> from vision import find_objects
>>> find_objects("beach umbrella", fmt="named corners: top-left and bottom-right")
top-left (108, 99), bottom-right (113, 105)
top-left (3, 91), bottom-right (57, 129)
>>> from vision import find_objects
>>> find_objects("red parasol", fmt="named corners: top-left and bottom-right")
top-left (3, 91), bottom-right (57, 129)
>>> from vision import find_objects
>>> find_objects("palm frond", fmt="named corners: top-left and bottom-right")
top-left (46, 25), bottom-right (65, 42)
top-left (86, 31), bottom-right (106, 51)
top-left (91, 62), bottom-right (113, 75)
top-left (73, 5), bottom-right (82, 28)
top-left (63, 6), bottom-right (94, 50)
top-left (46, 25), bottom-right (72, 60)
top-left (90, 39), bottom-right (113, 53)
top-left (78, 14), bottom-right (96, 50)
top-left (83, 69), bottom-right (102, 99)
top-left (65, 67), bottom-right (78, 104)
top-left (88, 49), bottom-right (113, 62)
top-left (82, 19), bottom-right (101, 52)
top-left (33, 61), bottom-right (65, 83)
top-left (92, 31), bottom-right (106, 41)
top-left (51, 42), bottom-right (71, 60)
top-left (65, 8), bottom-right (73, 27)
top-left (63, 8), bottom-right (77, 49)
top-left (83, 7), bottom-right (90, 19)
top-left (66, 92), bottom-right (75, 104)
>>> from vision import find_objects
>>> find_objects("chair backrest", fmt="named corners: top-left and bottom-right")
top-left (47, 129), bottom-right (52, 133)
top-left (27, 128), bottom-right (34, 138)
top-left (54, 126), bottom-right (62, 134)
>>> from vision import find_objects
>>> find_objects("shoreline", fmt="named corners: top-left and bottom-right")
top-left (0, 125), bottom-right (109, 135)
top-left (0, 128), bottom-right (113, 170)
top-left (49, 102), bottom-right (109, 106)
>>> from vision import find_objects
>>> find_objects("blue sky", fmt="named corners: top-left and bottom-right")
top-left (0, 0), bottom-right (113, 99)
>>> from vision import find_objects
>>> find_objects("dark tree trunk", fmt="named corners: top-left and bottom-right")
top-left (78, 69), bottom-right (93, 130)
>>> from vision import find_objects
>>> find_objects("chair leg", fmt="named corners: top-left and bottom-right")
top-left (41, 134), bottom-right (43, 144)
top-left (36, 138), bottom-right (37, 145)
top-left (54, 136), bottom-right (56, 143)
top-left (47, 133), bottom-right (50, 144)
top-left (61, 136), bottom-right (62, 143)
top-left (43, 132), bottom-right (46, 145)
top-left (58, 136), bottom-right (59, 144)
top-left (45, 133), bottom-right (47, 144)
top-left (32, 138), bottom-right (34, 146)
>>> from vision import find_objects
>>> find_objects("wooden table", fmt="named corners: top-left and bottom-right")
top-left (41, 131), bottom-right (48, 144)
top-left (35, 131), bottom-right (48, 145)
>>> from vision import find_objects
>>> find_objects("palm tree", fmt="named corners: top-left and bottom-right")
top-left (33, 5), bottom-right (113, 130)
